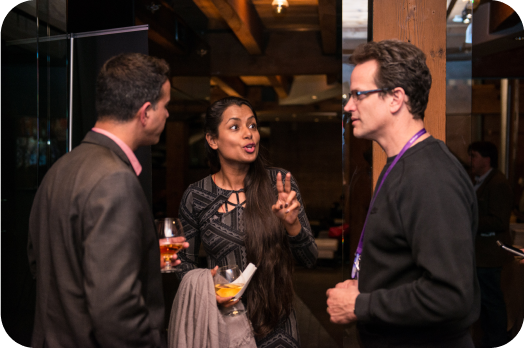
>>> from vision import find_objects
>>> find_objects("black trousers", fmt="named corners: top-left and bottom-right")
top-left (477, 267), bottom-right (509, 348)
top-left (358, 328), bottom-right (474, 348)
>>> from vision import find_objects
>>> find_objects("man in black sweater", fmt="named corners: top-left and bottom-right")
top-left (326, 40), bottom-right (480, 347)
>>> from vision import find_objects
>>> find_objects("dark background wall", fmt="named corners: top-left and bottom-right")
top-left (1, 1), bottom-right (138, 345)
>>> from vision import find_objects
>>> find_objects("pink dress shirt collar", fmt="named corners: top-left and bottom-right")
top-left (91, 127), bottom-right (142, 176)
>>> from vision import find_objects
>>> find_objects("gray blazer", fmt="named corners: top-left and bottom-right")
top-left (28, 131), bottom-right (165, 348)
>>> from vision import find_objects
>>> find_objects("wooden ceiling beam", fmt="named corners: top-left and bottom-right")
top-left (136, 1), bottom-right (189, 55)
top-left (209, 31), bottom-right (341, 76)
top-left (193, 0), bottom-right (265, 54)
top-left (473, 45), bottom-right (524, 78)
top-left (267, 75), bottom-right (293, 99)
top-left (489, 1), bottom-right (516, 33)
top-left (192, 0), bottom-right (229, 29)
top-left (257, 102), bottom-right (342, 114)
top-left (318, 0), bottom-right (337, 54)
top-left (143, 24), bottom-right (185, 55)
top-left (210, 76), bottom-right (246, 97)
top-left (446, 0), bottom-right (458, 20)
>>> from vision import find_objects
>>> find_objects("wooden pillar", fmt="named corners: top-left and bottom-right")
top-left (500, 79), bottom-right (509, 175)
top-left (509, 80), bottom-right (520, 192)
top-left (166, 121), bottom-right (189, 217)
top-left (372, 0), bottom-right (447, 187)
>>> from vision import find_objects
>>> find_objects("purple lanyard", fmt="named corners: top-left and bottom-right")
top-left (351, 128), bottom-right (426, 279)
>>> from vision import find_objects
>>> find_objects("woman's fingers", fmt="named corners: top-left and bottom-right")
top-left (284, 190), bottom-right (296, 208)
top-left (216, 295), bottom-right (240, 307)
top-left (285, 200), bottom-right (300, 214)
top-left (277, 172), bottom-right (292, 193)
top-left (210, 265), bottom-right (218, 277)
top-left (276, 172), bottom-right (284, 193)
top-left (285, 172), bottom-right (292, 193)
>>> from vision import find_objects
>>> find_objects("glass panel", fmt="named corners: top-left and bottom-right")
top-left (1, 2), bottom-right (39, 346)
top-left (1, 0), bottom-right (67, 345)
top-left (37, 0), bottom-right (69, 177)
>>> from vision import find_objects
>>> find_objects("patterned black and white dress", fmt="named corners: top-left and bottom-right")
top-left (176, 167), bottom-right (318, 348)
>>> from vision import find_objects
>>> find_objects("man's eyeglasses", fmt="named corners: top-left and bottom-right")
top-left (343, 88), bottom-right (391, 106)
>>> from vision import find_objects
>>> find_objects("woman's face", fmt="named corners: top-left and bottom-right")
top-left (207, 104), bottom-right (260, 167)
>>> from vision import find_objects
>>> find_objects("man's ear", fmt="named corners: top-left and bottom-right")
top-left (138, 102), bottom-right (152, 126)
top-left (389, 87), bottom-right (406, 114)
top-left (206, 133), bottom-right (218, 150)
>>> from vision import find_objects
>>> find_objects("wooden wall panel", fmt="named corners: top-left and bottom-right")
top-left (371, 0), bottom-right (447, 187)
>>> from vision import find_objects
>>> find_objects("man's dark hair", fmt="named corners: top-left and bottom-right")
top-left (468, 141), bottom-right (498, 169)
top-left (350, 40), bottom-right (432, 120)
top-left (95, 53), bottom-right (170, 122)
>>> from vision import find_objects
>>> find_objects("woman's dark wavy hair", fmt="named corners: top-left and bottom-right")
top-left (350, 39), bottom-right (432, 120)
top-left (205, 97), bottom-right (295, 338)
top-left (95, 53), bottom-right (170, 122)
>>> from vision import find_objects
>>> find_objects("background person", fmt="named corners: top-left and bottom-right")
top-left (326, 40), bottom-right (480, 347)
top-left (175, 96), bottom-right (318, 347)
top-left (28, 53), bottom-right (188, 347)
top-left (468, 141), bottom-right (513, 348)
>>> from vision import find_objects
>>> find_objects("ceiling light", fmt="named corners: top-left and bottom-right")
top-left (272, 0), bottom-right (289, 14)
top-left (515, 37), bottom-right (524, 41)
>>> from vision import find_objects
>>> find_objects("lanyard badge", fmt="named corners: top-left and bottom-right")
top-left (351, 253), bottom-right (361, 279)
top-left (350, 128), bottom-right (426, 280)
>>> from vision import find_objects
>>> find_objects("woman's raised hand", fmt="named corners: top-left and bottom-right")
top-left (272, 172), bottom-right (301, 235)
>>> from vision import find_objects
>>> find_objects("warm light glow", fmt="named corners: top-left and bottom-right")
top-left (272, 0), bottom-right (289, 14)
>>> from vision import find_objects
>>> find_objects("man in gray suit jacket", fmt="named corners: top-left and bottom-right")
top-left (28, 53), bottom-right (187, 348)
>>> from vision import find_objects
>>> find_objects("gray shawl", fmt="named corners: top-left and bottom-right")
top-left (168, 268), bottom-right (256, 348)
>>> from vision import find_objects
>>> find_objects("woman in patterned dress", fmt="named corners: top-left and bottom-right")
top-left (176, 96), bottom-right (318, 347)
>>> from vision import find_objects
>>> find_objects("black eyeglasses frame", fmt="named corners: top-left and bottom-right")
top-left (344, 88), bottom-right (392, 105)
